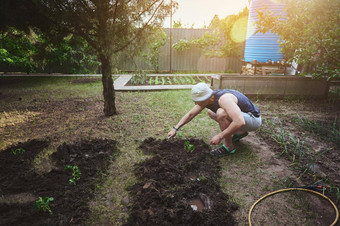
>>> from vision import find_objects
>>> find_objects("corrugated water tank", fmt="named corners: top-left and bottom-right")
top-left (244, 0), bottom-right (285, 62)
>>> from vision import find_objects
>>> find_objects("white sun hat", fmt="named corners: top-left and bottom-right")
top-left (191, 83), bottom-right (213, 102)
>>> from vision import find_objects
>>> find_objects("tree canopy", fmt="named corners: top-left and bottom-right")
top-left (1, 0), bottom-right (176, 116)
top-left (172, 7), bottom-right (249, 58)
top-left (256, 0), bottom-right (340, 79)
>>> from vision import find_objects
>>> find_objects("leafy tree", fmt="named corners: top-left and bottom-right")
top-left (141, 28), bottom-right (167, 72)
top-left (256, 0), bottom-right (340, 80)
top-left (172, 7), bottom-right (249, 58)
top-left (0, 27), bottom-right (99, 74)
top-left (0, 28), bottom-right (36, 73)
top-left (173, 20), bottom-right (183, 28)
top-left (1, 0), bottom-right (176, 116)
top-left (208, 15), bottom-right (221, 29)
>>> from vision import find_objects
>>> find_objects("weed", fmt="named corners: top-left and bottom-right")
top-left (11, 148), bottom-right (25, 156)
top-left (184, 141), bottom-right (195, 153)
top-left (34, 196), bottom-right (54, 215)
top-left (65, 165), bottom-right (81, 185)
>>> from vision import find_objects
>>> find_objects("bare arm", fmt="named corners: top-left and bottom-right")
top-left (168, 104), bottom-right (204, 138)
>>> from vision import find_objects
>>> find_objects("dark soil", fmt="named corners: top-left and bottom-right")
top-left (125, 138), bottom-right (238, 226)
top-left (0, 138), bottom-right (118, 226)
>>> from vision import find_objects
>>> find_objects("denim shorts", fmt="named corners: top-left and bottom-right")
top-left (241, 112), bottom-right (262, 132)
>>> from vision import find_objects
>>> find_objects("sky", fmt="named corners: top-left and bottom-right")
top-left (163, 0), bottom-right (249, 28)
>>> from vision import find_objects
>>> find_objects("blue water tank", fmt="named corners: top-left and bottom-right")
top-left (244, 0), bottom-right (285, 62)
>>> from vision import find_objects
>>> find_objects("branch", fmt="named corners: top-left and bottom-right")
top-left (113, 0), bottom-right (165, 53)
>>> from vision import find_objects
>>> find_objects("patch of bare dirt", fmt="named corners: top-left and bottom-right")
top-left (125, 138), bottom-right (238, 225)
top-left (0, 138), bottom-right (118, 225)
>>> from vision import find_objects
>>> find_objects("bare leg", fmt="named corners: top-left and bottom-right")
top-left (215, 108), bottom-right (234, 150)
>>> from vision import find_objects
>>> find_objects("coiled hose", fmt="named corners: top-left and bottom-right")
top-left (248, 188), bottom-right (339, 226)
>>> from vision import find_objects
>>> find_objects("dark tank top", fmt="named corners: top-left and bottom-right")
top-left (206, 89), bottom-right (260, 117)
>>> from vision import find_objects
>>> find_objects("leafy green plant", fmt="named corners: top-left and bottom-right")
top-left (154, 76), bottom-right (159, 85)
top-left (167, 77), bottom-right (172, 85)
top-left (65, 165), bottom-right (81, 185)
top-left (130, 70), bottom-right (147, 85)
top-left (141, 28), bottom-right (167, 72)
top-left (34, 196), bottom-right (54, 215)
top-left (184, 141), bottom-right (195, 153)
top-left (149, 77), bottom-right (153, 85)
top-left (11, 148), bottom-right (25, 156)
top-left (179, 76), bottom-right (186, 84)
top-left (173, 76), bottom-right (179, 85)
top-left (256, 0), bottom-right (339, 80)
top-left (198, 175), bottom-right (206, 181)
top-left (190, 76), bottom-right (196, 84)
top-left (161, 77), bottom-right (166, 85)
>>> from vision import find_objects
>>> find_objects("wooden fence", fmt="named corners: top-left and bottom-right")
top-left (117, 28), bottom-right (244, 73)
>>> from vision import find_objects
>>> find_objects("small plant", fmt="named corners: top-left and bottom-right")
top-left (198, 175), bottom-right (206, 181)
top-left (179, 76), bottom-right (186, 84)
top-left (34, 196), bottom-right (54, 215)
top-left (11, 148), bottom-right (25, 156)
top-left (198, 77), bottom-right (205, 83)
top-left (154, 76), bottom-right (159, 85)
top-left (173, 76), bottom-right (179, 84)
top-left (185, 76), bottom-right (191, 84)
top-left (130, 70), bottom-right (147, 85)
top-left (190, 75), bottom-right (196, 84)
top-left (65, 165), bottom-right (81, 185)
top-left (167, 77), bottom-right (172, 85)
top-left (161, 76), bottom-right (166, 85)
top-left (149, 77), bottom-right (153, 85)
top-left (184, 141), bottom-right (195, 153)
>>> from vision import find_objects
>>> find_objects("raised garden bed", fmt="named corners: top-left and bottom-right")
top-left (211, 74), bottom-right (330, 98)
top-left (127, 75), bottom-right (211, 86)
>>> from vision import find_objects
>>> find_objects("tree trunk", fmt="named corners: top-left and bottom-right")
top-left (100, 54), bottom-right (117, 116)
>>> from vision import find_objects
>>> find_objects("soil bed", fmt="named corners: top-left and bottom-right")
top-left (125, 138), bottom-right (238, 225)
top-left (126, 75), bottom-right (211, 86)
top-left (0, 138), bottom-right (118, 225)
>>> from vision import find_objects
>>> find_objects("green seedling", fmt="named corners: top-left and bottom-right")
top-left (190, 75), bottom-right (196, 84)
top-left (198, 77), bottom-right (205, 83)
top-left (198, 175), bottom-right (206, 181)
top-left (168, 77), bottom-right (172, 85)
top-left (34, 196), bottom-right (54, 215)
top-left (161, 77), bottom-right (166, 85)
top-left (155, 76), bottom-right (159, 85)
top-left (11, 148), bottom-right (25, 156)
top-left (149, 77), bottom-right (153, 85)
top-left (65, 165), bottom-right (81, 185)
top-left (173, 77), bottom-right (179, 84)
top-left (167, 77), bottom-right (172, 85)
top-left (184, 141), bottom-right (195, 153)
top-left (179, 76), bottom-right (186, 84)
